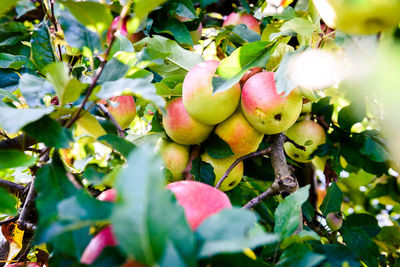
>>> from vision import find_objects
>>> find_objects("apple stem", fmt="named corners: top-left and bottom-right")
top-left (242, 133), bottom-right (299, 209)
top-left (215, 147), bottom-right (272, 189)
top-left (285, 136), bottom-right (306, 151)
top-left (97, 103), bottom-right (126, 138)
top-left (183, 145), bottom-right (202, 180)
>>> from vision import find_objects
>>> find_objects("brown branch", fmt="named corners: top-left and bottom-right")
top-left (97, 103), bottom-right (125, 138)
top-left (285, 136), bottom-right (306, 151)
top-left (0, 179), bottom-right (24, 196)
top-left (50, 0), bottom-right (63, 61)
top-left (17, 181), bottom-right (37, 232)
top-left (183, 145), bottom-right (202, 180)
top-left (242, 133), bottom-right (299, 209)
top-left (215, 147), bottom-right (272, 189)
top-left (0, 134), bottom-right (37, 151)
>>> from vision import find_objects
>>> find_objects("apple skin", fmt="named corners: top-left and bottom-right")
top-left (106, 16), bottom-right (145, 44)
top-left (241, 71), bottom-right (302, 134)
top-left (99, 95), bottom-right (136, 129)
top-left (162, 97), bottom-right (214, 145)
top-left (313, 0), bottom-right (400, 35)
top-left (326, 212), bottom-right (343, 231)
top-left (223, 12), bottom-right (261, 34)
top-left (284, 120), bottom-right (326, 163)
top-left (215, 108), bottom-right (264, 156)
top-left (182, 60), bottom-right (241, 125)
top-left (157, 138), bottom-right (190, 181)
top-left (4, 263), bottom-right (41, 267)
top-left (97, 188), bottom-right (117, 202)
top-left (201, 152), bottom-right (244, 191)
top-left (167, 180), bottom-right (232, 230)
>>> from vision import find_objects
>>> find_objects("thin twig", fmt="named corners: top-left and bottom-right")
top-left (0, 179), bottom-right (24, 196)
top-left (183, 145), bottom-right (202, 180)
top-left (48, 0), bottom-right (63, 61)
top-left (0, 134), bottom-right (37, 151)
top-left (285, 136), bottom-right (306, 151)
top-left (242, 187), bottom-right (277, 209)
top-left (97, 103), bottom-right (125, 138)
top-left (215, 147), bottom-right (272, 189)
top-left (17, 181), bottom-right (37, 232)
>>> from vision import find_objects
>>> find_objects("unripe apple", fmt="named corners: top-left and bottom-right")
top-left (201, 152), bottom-right (243, 191)
top-left (284, 120), bottom-right (326, 163)
top-left (241, 71), bottom-right (302, 134)
top-left (326, 212), bottom-right (343, 231)
top-left (182, 60), bottom-right (241, 125)
top-left (223, 12), bottom-right (261, 34)
top-left (312, 0), bottom-right (400, 35)
top-left (99, 95), bottom-right (136, 129)
top-left (156, 138), bottom-right (190, 181)
top-left (215, 108), bottom-right (264, 156)
top-left (167, 180), bottom-right (232, 230)
top-left (106, 16), bottom-right (145, 44)
top-left (162, 97), bottom-right (213, 145)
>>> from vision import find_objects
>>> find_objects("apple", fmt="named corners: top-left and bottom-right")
top-left (162, 97), bottom-right (213, 145)
top-left (182, 60), bottom-right (241, 125)
top-left (176, 16), bottom-right (203, 44)
top-left (284, 120), bottom-right (326, 163)
top-left (215, 108), bottom-right (264, 156)
top-left (312, 0), bottom-right (400, 35)
top-left (97, 188), bottom-right (117, 202)
top-left (99, 95), bottom-right (136, 129)
top-left (241, 71), bottom-right (302, 134)
top-left (239, 67), bottom-right (263, 87)
top-left (106, 16), bottom-right (145, 44)
top-left (326, 212), bottom-right (343, 231)
top-left (156, 138), bottom-right (190, 181)
top-left (222, 12), bottom-right (261, 34)
top-left (167, 180), bottom-right (232, 230)
top-left (5, 263), bottom-right (41, 267)
top-left (201, 152), bottom-right (244, 191)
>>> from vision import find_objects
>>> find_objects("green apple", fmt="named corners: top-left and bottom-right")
top-left (167, 180), bottom-right (232, 230)
top-left (222, 12), bottom-right (261, 34)
top-left (98, 95), bottom-right (136, 129)
top-left (215, 108), bottom-right (264, 156)
top-left (313, 0), bottom-right (400, 35)
top-left (326, 212), bottom-right (343, 231)
top-left (201, 152), bottom-right (243, 191)
top-left (156, 138), bottom-right (190, 181)
top-left (182, 60), bottom-right (241, 125)
top-left (284, 120), bottom-right (326, 163)
top-left (162, 97), bottom-right (214, 145)
top-left (241, 71), bottom-right (302, 134)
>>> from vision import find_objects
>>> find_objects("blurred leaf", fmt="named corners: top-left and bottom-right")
top-left (0, 0), bottom-right (19, 16)
top-left (0, 53), bottom-right (34, 70)
top-left (128, 0), bottom-right (167, 32)
top-left (191, 157), bottom-right (215, 186)
top-left (98, 134), bottom-right (136, 158)
top-left (111, 145), bottom-right (196, 266)
top-left (204, 134), bottom-right (234, 159)
top-left (150, 110), bottom-right (163, 132)
top-left (0, 187), bottom-right (17, 214)
top-left (337, 104), bottom-right (366, 132)
top-left (232, 24), bottom-right (261, 43)
top-left (134, 35), bottom-right (203, 77)
top-left (266, 42), bottom-right (294, 71)
top-left (274, 185), bottom-right (310, 239)
top-left (0, 106), bottom-right (54, 133)
top-left (196, 208), bottom-right (278, 257)
top-left (319, 182), bottom-right (342, 216)
top-left (76, 111), bottom-right (107, 138)
top-left (314, 244), bottom-right (359, 267)
top-left (312, 96), bottom-right (333, 125)
top-left (0, 69), bottom-right (21, 92)
top-left (15, 0), bottom-right (35, 18)
top-left (355, 130), bottom-right (390, 163)
top-left (98, 57), bottom-right (130, 83)
top-left (280, 18), bottom-right (314, 38)
top-left (31, 22), bottom-right (56, 73)
top-left (60, 0), bottom-right (112, 34)
top-left (342, 213), bottom-right (380, 237)
top-left (18, 74), bottom-right (54, 107)
top-left (23, 115), bottom-right (73, 149)
top-left (0, 88), bottom-right (20, 103)
top-left (213, 41), bottom-right (274, 93)
top-left (200, 0), bottom-right (217, 8)
top-left (0, 149), bottom-right (36, 169)
top-left (153, 18), bottom-right (193, 46)
top-left (277, 243), bottom-right (325, 267)
top-left (302, 201), bottom-right (315, 222)
top-left (374, 226), bottom-right (400, 252)
top-left (109, 35), bottom-right (134, 58)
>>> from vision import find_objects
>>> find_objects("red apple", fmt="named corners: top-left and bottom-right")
top-left (241, 71), bottom-right (302, 134)
top-left (182, 60), bottom-right (241, 125)
top-left (97, 188), bottom-right (117, 202)
top-left (222, 12), bottom-right (260, 34)
top-left (106, 16), bottom-right (145, 44)
top-left (99, 95), bottom-right (136, 129)
top-left (162, 97), bottom-right (214, 145)
top-left (5, 263), bottom-right (41, 267)
top-left (167, 181), bottom-right (232, 230)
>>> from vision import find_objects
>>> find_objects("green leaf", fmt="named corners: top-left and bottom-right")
top-left (150, 110), bottom-right (163, 132)
top-left (18, 74), bottom-right (54, 107)
top-left (212, 41), bottom-right (274, 93)
top-left (342, 213), bottom-right (380, 237)
top-left (356, 130), bottom-right (390, 163)
top-left (15, 0), bottom-right (36, 18)
top-left (97, 77), bottom-right (165, 111)
top-left (266, 42), bottom-right (294, 71)
top-left (154, 74), bottom-right (184, 97)
top-left (0, 106), bottom-right (54, 133)
top-left (231, 24), bottom-right (261, 43)
top-left (98, 134), bottom-right (136, 158)
top-left (60, 0), bottom-right (112, 34)
top-left (302, 201), bottom-right (315, 222)
top-left (200, 0), bottom-right (217, 8)
top-left (153, 18), bottom-right (193, 46)
top-left (375, 226), bottom-right (400, 252)
top-left (337, 104), bottom-right (366, 132)
top-left (314, 244), bottom-right (359, 267)
top-left (98, 58), bottom-right (129, 83)
top-left (23, 115), bottom-right (73, 149)
top-left (111, 145), bottom-right (196, 266)
top-left (280, 18), bottom-right (314, 37)
top-left (31, 22), bottom-right (56, 73)
top-left (0, 53), bottom-right (34, 70)
top-left (195, 208), bottom-right (278, 258)
top-left (274, 185), bottom-right (310, 239)
top-left (0, 88), bottom-right (20, 103)
top-left (0, 187), bottom-right (17, 214)
top-left (134, 35), bottom-right (203, 77)
top-left (0, 0), bottom-right (19, 16)
top-left (191, 157), bottom-right (215, 186)
top-left (204, 134), bottom-right (234, 159)
top-left (319, 182), bottom-right (342, 216)
top-left (128, 0), bottom-right (168, 33)
top-left (109, 35), bottom-right (134, 58)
